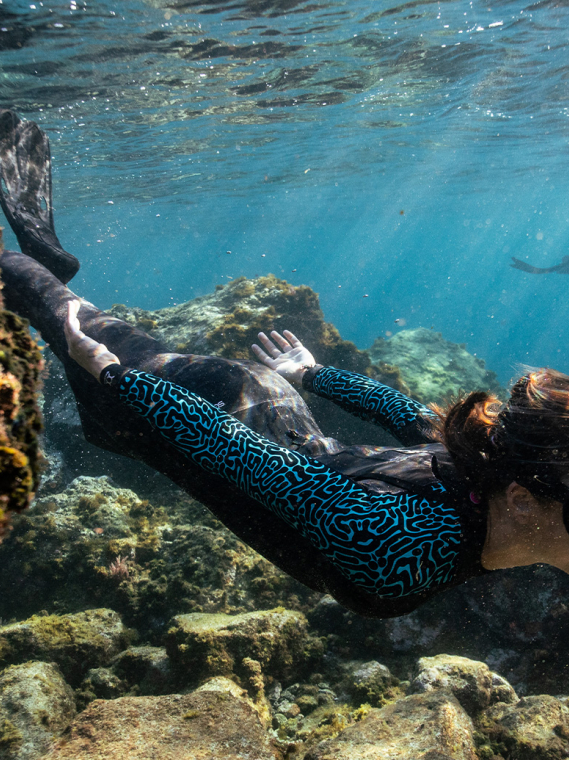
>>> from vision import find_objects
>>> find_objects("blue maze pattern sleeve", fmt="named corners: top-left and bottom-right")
top-left (117, 369), bottom-right (462, 598)
top-left (304, 366), bottom-right (437, 445)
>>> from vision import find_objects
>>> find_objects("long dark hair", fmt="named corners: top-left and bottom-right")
top-left (437, 369), bottom-right (569, 501)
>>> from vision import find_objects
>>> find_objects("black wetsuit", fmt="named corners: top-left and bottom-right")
top-left (0, 109), bottom-right (490, 618)
top-left (97, 361), bottom-right (490, 617)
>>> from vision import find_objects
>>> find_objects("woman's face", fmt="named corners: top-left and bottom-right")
top-left (482, 483), bottom-right (569, 573)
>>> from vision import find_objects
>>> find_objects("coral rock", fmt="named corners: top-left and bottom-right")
top-left (411, 654), bottom-right (518, 716)
top-left (305, 690), bottom-right (477, 759)
top-left (165, 608), bottom-right (321, 685)
top-left (0, 661), bottom-right (75, 760)
top-left (342, 660), bottom-right (398, 707)
top-left (0, 609), bottom-right (130, 686)
top-left (111, 646), bottom-right (172, 695)
top-left (44, 680), bottom-right (280, 759)
top-left (480, 695), bottom-right (569, 760)
top-left (368, 326), bottom-right (502, 404)
top-left (0, 303), bottom-right (42, 540)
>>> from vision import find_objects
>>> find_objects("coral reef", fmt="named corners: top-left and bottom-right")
top-left (3, 274), bottom-right (564, 757)
top-left (0, 230), bottom-right (43, 539)
top-left (0, 476), bottom-right (567, 757)
top-left (0, 477), bottom-right (319, 635)
top-left (368, 326), bottom-right (502, 404)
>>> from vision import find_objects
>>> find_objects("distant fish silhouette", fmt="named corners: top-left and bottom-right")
top-left (510, 255), bottom-right (569, 274)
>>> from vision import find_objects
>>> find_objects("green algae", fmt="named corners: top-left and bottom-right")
top-left (0, 718), bottom-right (23, 753)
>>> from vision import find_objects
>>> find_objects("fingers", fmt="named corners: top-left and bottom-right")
top-left (256, 330), bottom-right (300, 354)
top-left (282, 329), bottom-right (301, 348)
top-left (256, 331), bottom-right (283, 357)
top-left (251, 343), bottom-right (270, 362)
top-left (270, 331), bottom-right (293, 353)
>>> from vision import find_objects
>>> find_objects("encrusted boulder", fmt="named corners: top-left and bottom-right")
top-left (411, 654), bottom-right (518, 715)
top-left (0, 661), bottom-right (75, 759)
top-left (305, 690), bottom-right (478, 760)
top-left (342, 660), bottom-right (399, 707)
top-left (0, 609), bottom-right (130, 686)
top-left (477, 695), bottom-right (569, 760)
top-left (165, 608), bottom-right (322, 686)
top-left (45, 677), bottom-right (280, 759)
top-left (79, 667), bottom-right (126, 704)
top-left (106, 275), bottom-right (408, 447)
top-left (368, 326), bottom-right (502, 404)
top-left (0, 249), bottom-right (43, 540)
top-left (110, 646), bottom-right (172, 695)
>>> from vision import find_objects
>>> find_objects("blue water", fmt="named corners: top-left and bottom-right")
top-left (2, 0), bottom-right (569, 383)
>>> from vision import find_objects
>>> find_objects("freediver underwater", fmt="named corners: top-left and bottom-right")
top-left (4, 108), bottom-right (569, 625)
top-left (511, 255), bottom-right (569, 274)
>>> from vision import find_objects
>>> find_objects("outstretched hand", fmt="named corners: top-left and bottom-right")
top-left (64, 300), bottom-right (120, 381)
top-left (251, 330), bottom-right (316, 385)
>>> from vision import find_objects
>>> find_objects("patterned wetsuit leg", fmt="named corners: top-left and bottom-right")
top-left (303, 366), bottom-right (437, 445)
top-left (110, 366), bottom-right (463, 600)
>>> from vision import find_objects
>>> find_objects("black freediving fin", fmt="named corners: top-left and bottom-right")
top-left (0, 109), bottom-right (80, 284)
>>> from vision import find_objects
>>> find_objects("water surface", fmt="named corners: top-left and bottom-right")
top-left (2, 0), bottom-right (569, 381)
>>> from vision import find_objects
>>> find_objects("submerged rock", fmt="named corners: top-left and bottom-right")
top-left (368, 326), bottom-right (502, 404)
top-left (45, 678), bottom-right (281, 760)
top-left (411, 654), bottom-right (518, 715)
top-left (0, 661), bottom-right (75, 760)
top-left (0, 609), bottom-right (130, 686)
top-left (0, 476), bottom-right (319, 635)
top-left (479, 695), bottom-right (569, 760)
top-left (165, 608), bottom-right (322, 687)
top-left (0, 292), bottom-right (43, 541)
top-left (341, 660), bottom-right (399, 708)
top-left (79, 667), bottom-right (126, 704)
top-left (110, 646), bottom-right (172, 695)
top-left (305, 690), bottom-right (478, 760)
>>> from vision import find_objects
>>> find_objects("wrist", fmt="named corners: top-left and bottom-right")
top-left (99, 363), bottom-right (126, 388)
top-left (301, 364), bottom-right (324, 391)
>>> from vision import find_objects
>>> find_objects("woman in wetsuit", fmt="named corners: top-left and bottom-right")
top-left (3, 109), bottom-right (569, 618)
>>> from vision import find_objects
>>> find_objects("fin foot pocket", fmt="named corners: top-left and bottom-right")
top-left (0, 109), bottom-right (80, 284)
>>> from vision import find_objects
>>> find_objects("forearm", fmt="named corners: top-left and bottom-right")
top-left (302, 365), bottom-right (437, 445)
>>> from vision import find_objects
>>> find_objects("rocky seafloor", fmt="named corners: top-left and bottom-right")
top-left (1, 275), bottom-right (568, 759)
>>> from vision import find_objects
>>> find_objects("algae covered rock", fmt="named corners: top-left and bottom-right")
top-left (0, 265), bottom-right (42, 540)
top-left (165, 608), bottom-right (322, 685)
top-left (305, 690), bottom-right (478, 760)
top-left (0, 661), bottom-right (75, 760)
top-left (0, 475), bottom-right (319, 635)
top-left (79, 667), bottom-right (126, 703)
top-left (109, 274), bottom-right (373, 371)
top-left (411, 654), bottom-right (518, 715)
top-left (110, 646), bottom-right (172, 695)
top-left (0, 609), bottom-right (130, 686)
top-left (45, 682), bottom-right (280, 760)
top-left (368, 326), bottom-right (502, 404)
top-left (479, 694), bottom-right (569, 759)
top-left (107, 274), bottom-right (408, 445)
top-left (342, 660), bottom-right (399, 707)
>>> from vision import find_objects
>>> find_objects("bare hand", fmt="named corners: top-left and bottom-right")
top-left (251, 330), bottom-right (316, 385)
top-left (64, 300), bottom-right (120, 381)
